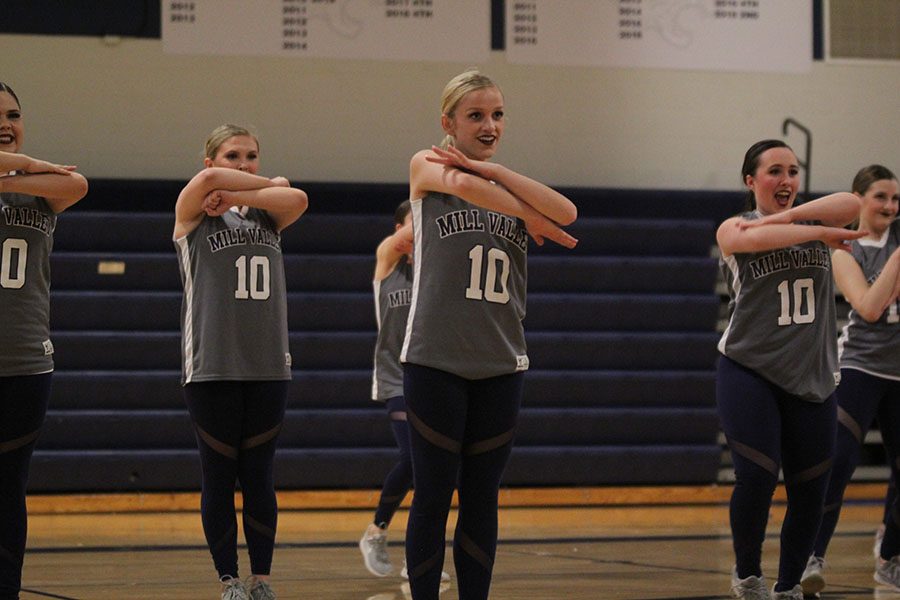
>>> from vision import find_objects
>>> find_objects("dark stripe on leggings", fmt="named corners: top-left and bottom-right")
top-left (786, 457), bottom-right (833, 486)
top-left (409, 549), bottom-right (444, 580)
top-left (837, 406), bottom-right (862, 444)
top-left (196, 425), bottom-right (237, 459)
top-left (464, 427), bottom-right (515, 456)
top-left (407, 408), bottom-right (461, 454)
top-left (456, 529), bottom-right (493, 570)
top-left (0, 428), bottom-right (41, 455)
top-left (241, 422), bottom-right (282, 450)
top-left (728, 438), bottom-right (778, 476)
top-left (244, 514), bottom-right (275, 541)
top-left (211, 522), bottom-right (237, 555)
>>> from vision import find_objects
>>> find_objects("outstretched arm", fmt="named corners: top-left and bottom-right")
top-left (833, 247), bottom-right (900, 323)
top-left (0, 151), bottom-right (88, 213)
top-left (739, 192), bottom-right (861, 229)
top-left (425, 145), bottom-right (577, 225)
top-left (410, 149), bottom-right (577, 249)
top-left (717, 217), bottom-right (866, 256)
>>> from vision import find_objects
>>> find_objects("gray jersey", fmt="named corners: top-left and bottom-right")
top-left (838, 220), bottom-right (900, 379)
top-left (175, 207), bottom-right (291, 384)
top-left (0, 192), bottom-right (56, 376)
top-left (718, 212), bottom-right (838, 402)
top-left (371, 259), bottom-right (412, 401)
top-left (400, 192), bottom-right (529, 380)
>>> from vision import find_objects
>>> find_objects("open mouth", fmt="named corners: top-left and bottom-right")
top-left (774, 190), bottom-right (792, 204)
top-left (477, 135), bottom-right (496, 146)
top-left (0, 134), bottom-right (14, 145)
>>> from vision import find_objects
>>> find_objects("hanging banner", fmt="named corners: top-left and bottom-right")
top-left (162, 0), bottom-right (490, 63)
top-left (506, 0), bottom-right (812, 72)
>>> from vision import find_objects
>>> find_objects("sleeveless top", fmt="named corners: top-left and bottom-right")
top-left (838, 220), bottom-right (900, 380)
top-left (0, 192), bottom-right (56, 376)
top-left (400, 192), bottom-right (529, 380)
top-left (371, 259), bottom-right (412, 401)
top-left (175, 207), bottom-right (291, 384)
top-left (718, 212), bottom-right (838, 402)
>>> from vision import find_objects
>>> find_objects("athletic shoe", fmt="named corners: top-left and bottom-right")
top-left (876, 523), bottom-right (887, 559)
top-left (800, 555), bottom-right (826, 596)
top-left (221, 576), bottom-right (250, 600)
top-left (360, 524), bottom-right (393, 577)
top-left (771, 584), bottom-right (803, 599)
top-left (246, 576), bottom-right (276, 600)
top-left (875, 555), bottom-right (900, 590)
top-left (730, 567), bottom-right (768, 599)
top-left (400, 560), bottom-right (450, 581)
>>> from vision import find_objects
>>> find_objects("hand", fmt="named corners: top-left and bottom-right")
top-left (425, 145), bottom-right (494, 180)
top-left (394, 236), bottom-right (413, 255)
top-left (270, 176), bottom-right (290, 187)
top-left (525, 213), bottom-right (578, 249)
top-left (738, 211), bottom-right (792, 230)
top-left (202, 189), bottom-right (234, 217)
top-left (822, 227), bottom-right (867, 252)
top-left (25, 156), bottom-right (76, 176)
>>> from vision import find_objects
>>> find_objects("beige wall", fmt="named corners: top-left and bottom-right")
top-left (2, 34), bottom-right (898, 192)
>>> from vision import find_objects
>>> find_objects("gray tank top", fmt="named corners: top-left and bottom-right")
top-left (838, 220), bottom-right (900, 379)
top-left (400, 192), bottom-right (529, 379)
top-left (718, 212), bottom-right (838, 402)
top-left (175, 207), bottom-right (291, 384)
top-left (371, 259), bottom-right (412, 401)
top-left (0, 192), bottom-right (56, 375)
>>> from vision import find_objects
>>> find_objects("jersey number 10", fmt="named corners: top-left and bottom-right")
top-left (0, 238), bottom-right (27, 289)
top-left (466, 245), bottom-right (510, 304)
top-left (777, 278), bottom-right (815, 326)
top-left (234, 255), bottom-right (270, 300)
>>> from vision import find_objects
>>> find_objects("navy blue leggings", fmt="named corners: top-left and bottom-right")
top-left (374, 396), bottom-right (413, 528)
top-left (183, 380), bottom-right (288, 579)
top-left (716, 356), bottom-right (836, 592)
top-left (0, 373), bottom-right (52, 600)
top-left (403, 363), bottom-right (523, 600)
top-left (814, 368), bottom-right (900, 559)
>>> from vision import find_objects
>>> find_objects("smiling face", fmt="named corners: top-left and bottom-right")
top-left (858, 177), bottom-right (900, 235)
top-left (204, 135), bottom-right (259, 174)
top-left (441, 86), bottom-right (505, 161)
top-left (0, 91), bottom-right (23, 153)
top-left (744, 147), bottom-right (800, 215)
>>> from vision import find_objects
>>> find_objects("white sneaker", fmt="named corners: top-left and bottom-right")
top-left (800, 555), bottom-right (826, 596)
top-left (360, 524), bottom-right (393, 577)
top-left (771, 584), bottom-right (803, 599)
top-left (221, 575), bottom-right (250, 600)
top-left (246, 576), bottom-right (276, 600)
top-left (730, 566), bottom-right (768, 599)
top-left (400, 560), bottom-right (450, 582)
top-left (875, 555), bottom-right (900, 590)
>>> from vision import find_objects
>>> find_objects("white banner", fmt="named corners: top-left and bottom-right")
top-left (162, 0), bottom-right (490, 63)
top-left (506, 0), bottom-right (812, 72)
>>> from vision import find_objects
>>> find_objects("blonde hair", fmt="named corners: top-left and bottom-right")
top-left (439, 69), bottom-right (501, 150)
top-left (204, 124), bottom-right (258, 160)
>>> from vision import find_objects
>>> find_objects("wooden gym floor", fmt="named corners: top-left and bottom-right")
top-left (18, 485), bottom-right (895, 599)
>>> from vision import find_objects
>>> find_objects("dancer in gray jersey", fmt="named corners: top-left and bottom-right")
top-left (0, 81), bottom-right (88, 600)
top-left (801, 165), bottom-right (900, 595)
top-left (401, 69), bottom-right (577, 600)
top-left (174, 124), bottom-right (307, 600)
top-left (716, 139), bottom-right (863, 600)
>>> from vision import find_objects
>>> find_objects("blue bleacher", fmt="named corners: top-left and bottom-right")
top-left (27, 179), bottom-right (743, 491)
